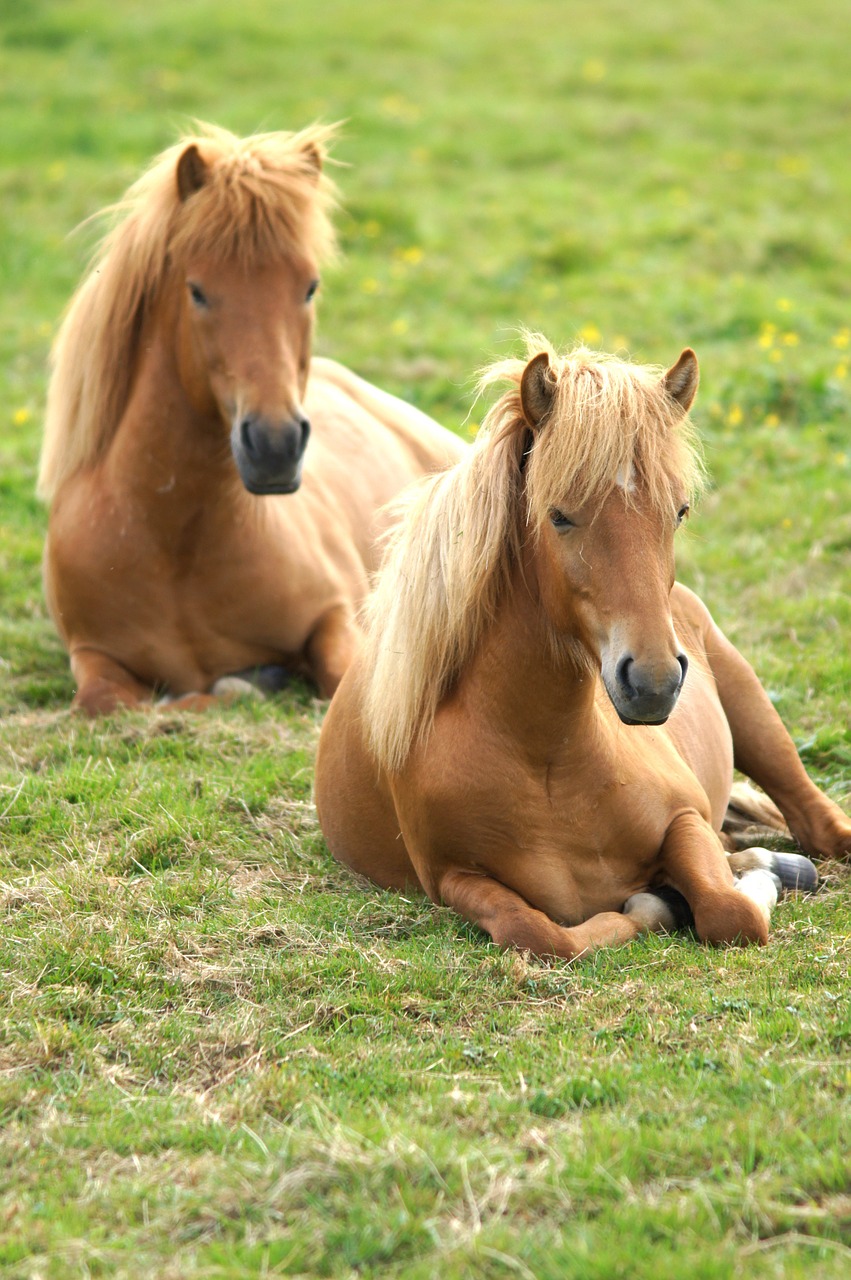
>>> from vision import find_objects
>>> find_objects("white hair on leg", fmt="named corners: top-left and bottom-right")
top-left (733, 867), bottom-right (780, 930)
top-left (623, 886), bottom-right (693, 933)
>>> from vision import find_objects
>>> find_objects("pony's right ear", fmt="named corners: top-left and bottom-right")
top-left (520, 352), bottom-right (558, 429)
top-left (176, 144), bottom-right (208, 201)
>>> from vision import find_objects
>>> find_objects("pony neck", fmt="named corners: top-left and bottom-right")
top-left (460, 555), bottom-right (598, 761)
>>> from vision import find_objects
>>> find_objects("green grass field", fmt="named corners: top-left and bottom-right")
top-left (1, 1), bottom-right (850, 1276)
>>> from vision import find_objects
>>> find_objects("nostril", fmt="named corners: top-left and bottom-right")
top-left (240, 418), bottom-right (257, 458)
top-left (676, 652), bottom-right (689, 687)
top-left (298, 416), bottom-right (311, 451)
top-left (615, 654), bottom-right (635, 696)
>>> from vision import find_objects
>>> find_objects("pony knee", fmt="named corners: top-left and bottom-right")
top-left (486, 907), bottom-right (565, 958)
top-left (694, 885), bottom-right (771, 947)
top-left (72, 679), bottom-right (142, 716)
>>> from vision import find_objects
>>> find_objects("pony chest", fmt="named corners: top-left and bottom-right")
top-left (475, 773), bottom-right (672, 924)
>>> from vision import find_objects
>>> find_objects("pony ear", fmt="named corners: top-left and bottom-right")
top-left (520, 352), bottom-right (558, 429)
top-left (301, 141), bottom-right (324, 178)
top-left (176, 144), bottom-right (208, 202)
top-left (661, 348), bottom-right (699, 412)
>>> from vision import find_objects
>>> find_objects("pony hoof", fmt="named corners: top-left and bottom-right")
top-left (728, 846), bottom-right (819, 894)
top-left (210, 676), bottom-right (266, 701)
top-left (623, 886), bottom-right (693, 932)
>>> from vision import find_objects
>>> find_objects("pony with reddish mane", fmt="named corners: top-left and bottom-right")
top-left (316, 337), bottom-right (850, 958)
top-left (40, 124), bottom-right (464, 712)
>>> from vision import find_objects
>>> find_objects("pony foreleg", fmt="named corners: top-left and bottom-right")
top-left (659, 809), bottom-right (770, 945)
top-left (70, 648), bottom-right (154, 715)
top-left (305, 605), bottom-right (362, 699)
top-left (438, 869), bottom-right (672, 961)
top-left (707, 629), bottom-right (851, 861)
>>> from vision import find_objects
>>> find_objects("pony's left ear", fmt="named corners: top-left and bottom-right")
top-left (176, 144), bottom-right (208, 201)
top-left (301, 141), bottom-right (325, 178)
top-left (661, 348), bottom-right (699, 412)
top-left (521, 352), bottom-right (558, 429)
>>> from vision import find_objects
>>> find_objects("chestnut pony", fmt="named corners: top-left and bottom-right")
top-left (315, 339), bottom-right (850, 958)
top-left (39, 125), bottom-right (464, 712)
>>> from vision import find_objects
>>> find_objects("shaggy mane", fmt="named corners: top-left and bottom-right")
top-left (361, 334), bottom-right (705, 773)
top-left (38, 122), bottom-right (338, 502)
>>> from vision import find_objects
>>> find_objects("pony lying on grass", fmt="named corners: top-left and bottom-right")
top-left (39, 124), bottom-right (464, 713)
top-left (315, 338), bottom-right (850, 958)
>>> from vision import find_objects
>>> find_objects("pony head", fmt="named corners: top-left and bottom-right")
top-left (511, 340), bottom-right (702, 724)
top-left (40, 123), bottom-right (338, 501)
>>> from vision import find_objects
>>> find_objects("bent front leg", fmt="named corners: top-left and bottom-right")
top-left (706, 627), bottom-right (851, 860)
top-left (305, 605), bottom-right (362, 699)
top-left (438, 869), bottom-right (675, 961)
top-left (660, 809), bottom-right (773, 945)
top-left (71, 648), bottom-right (154, 715)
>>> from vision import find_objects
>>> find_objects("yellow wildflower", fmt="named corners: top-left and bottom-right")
top-left (578, 323), bottom-right (601, 345)
top-left (380, 95), bottom-right (420, 122)
top-left (361, 278), bottom-right (380, 294)
top-left (776, 298), bottom-right (792, 312)
top-left (777, 155), bottom-right (808, 176)
top-left (726, 405), bottom-right (743, 427)
top-left (764, 414), bottom-right (779, 428)
top-left (581, 59), bottom-right (606, 82)
top-left (390, 317), bottom-right (409, 336)
top-left (781, 332), bottom-right (799, 346)
top-left (831, 329), bottom-right (850, 349)
top-left (13, 407), bottom-right (31, 426)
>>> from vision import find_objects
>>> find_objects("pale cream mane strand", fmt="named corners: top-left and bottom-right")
top-left (38, 122), bottom-right (338, 502)
top-left (362, 335), bottom-right (704, 773)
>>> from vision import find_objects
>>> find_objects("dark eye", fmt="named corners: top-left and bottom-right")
top-left (550, 509), bottom-right (575, 530)
top-left (676, 503), bottom-right (690, 527)
top-left (188, 282), bottom-right (208, 308)
top-left (305, 278), bottom-right (320, 303)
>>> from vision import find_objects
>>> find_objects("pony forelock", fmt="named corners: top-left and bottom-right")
top-left (361, 334), bottom-right (705, 773)
top-left (38, 122), bottom-right (339, 502)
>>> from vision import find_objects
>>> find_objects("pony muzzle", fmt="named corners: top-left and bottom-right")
top-left (603, 650), bottom-right (688, 725)
top-left (230, 412), bottom-right (311, 495)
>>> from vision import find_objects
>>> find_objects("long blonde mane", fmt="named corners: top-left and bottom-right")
top-left (362, 335), bottom-right (704, 773)
top-left (38, 123), bottom-right (338, 502)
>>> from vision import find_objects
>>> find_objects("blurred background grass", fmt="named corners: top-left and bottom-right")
top-left (1, 2), bottom-right (850, 1276)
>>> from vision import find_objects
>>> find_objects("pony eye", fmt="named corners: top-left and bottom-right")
top-left (676, 503), bottom-right (690, 526)
top-left (550, 509), bottom-right (575, 530)
top-left (188, 282), bottom-right (208, 308)
top-left (305, 278), bottom-right (320, 303)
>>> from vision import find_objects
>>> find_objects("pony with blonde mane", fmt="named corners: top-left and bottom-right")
top-left (316, 338), bottom-right (850, 959)
top-left (40, 124), bottom-right (464, 712)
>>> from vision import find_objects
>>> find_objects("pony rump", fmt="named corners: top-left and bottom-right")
top-left (362, 335), bottom-right (704, 773)
top-left (38, 122), bottom-right (338, 502)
